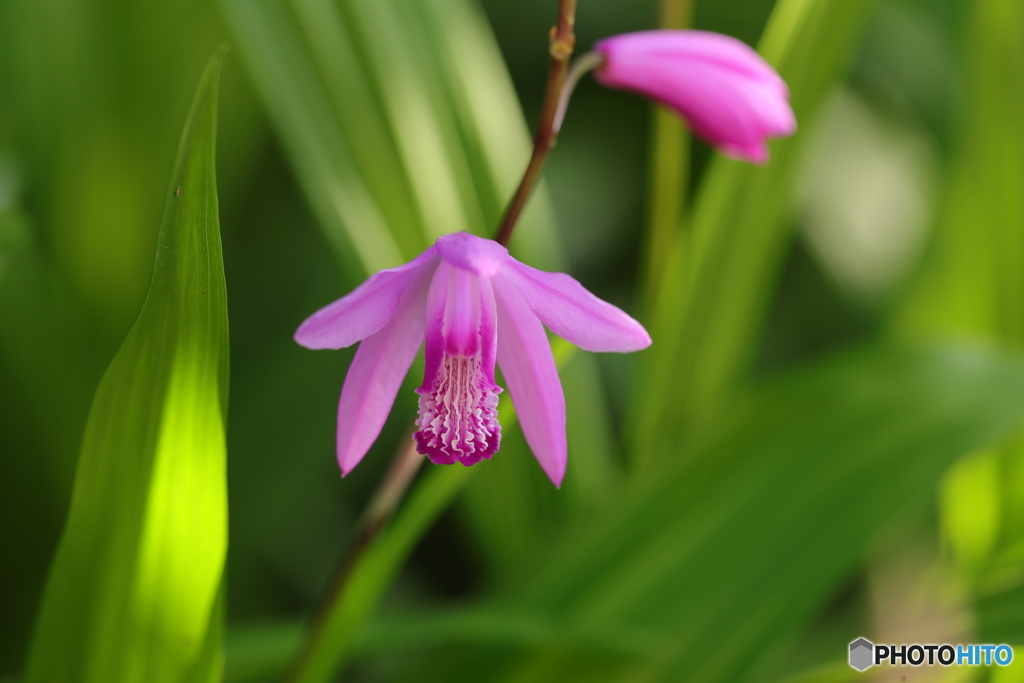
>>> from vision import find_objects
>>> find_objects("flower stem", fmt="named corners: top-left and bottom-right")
top-left (643, 0), bottom-right (692, 313)
top-left (494, 0), bottom-right (578, 247)
top-left (285, 438), bottom-right (423, 683)
top-left (554, 51), bottom-right (605, 133)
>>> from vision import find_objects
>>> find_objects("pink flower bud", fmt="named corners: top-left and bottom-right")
top-left (594, 30), bottom-right (796, 164)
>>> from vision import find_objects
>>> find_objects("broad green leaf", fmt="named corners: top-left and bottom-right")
top-left (24, 50), bottom-right (229, 683)
top-left (412, 343), bottom-right (1024, 682)
top-left (631, 0), bottom-right (880, 465)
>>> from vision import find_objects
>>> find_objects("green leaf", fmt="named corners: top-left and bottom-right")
top-left (24, 49), bottom-right (230, 683)
top-left (978, 579), bottom-right (1024, 645)
top-left (417, 343), bottom-right (1024, 682)
top-left (225, 606), bottom-right (654, 683)
top-left (632, 0), bottom-right (881, 465)
top-left (218, 0), bottom-right (565, 274)
top-left (897, 0), bottom-right (1024, 565)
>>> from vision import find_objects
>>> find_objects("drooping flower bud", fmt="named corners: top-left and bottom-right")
top-left (593, 30), bottom-right (796, 163)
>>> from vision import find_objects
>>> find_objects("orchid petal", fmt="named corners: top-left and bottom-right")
top-left (479, 275), bottom-right (498, 387)
top-left (418, 262), bottom-right (450, 394)
top-left (335, 268), bottom-right (431, 475)
top-left (498, 262), bottom-right (651, 353)
top-left (295, 247), bottom-right (439, 350)
top-left (493, 277), bottom-right (567, 487)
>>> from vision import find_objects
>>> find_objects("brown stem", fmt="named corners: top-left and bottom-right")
top-left (494, 0), bottom-right (578, 247)
top-left (356, 438), bottom-right (425, 537)
top-left (286, 438), bottom-right (423, 681)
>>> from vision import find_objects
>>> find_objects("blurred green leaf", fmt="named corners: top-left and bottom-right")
top-left (226, 622), bottom-right (303, 683)
top-left (776, 661), bottom-right (860, 683)
top-left (898, 0), bottom-right (1024, 561)
top-left (24, 50), bottom-right (229, 683)
top-left (978, 581), bottom-right (1024, 645)
top-left (421, 343), bottom-right (1024, 682)
top-left (632, 0), bottom-right (880, 465)
top-left (226, 606), bottom-right (654, 683)
top-left (286, 466), bottom-right (475, 683)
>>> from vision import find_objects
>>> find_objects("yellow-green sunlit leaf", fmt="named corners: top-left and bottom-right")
top-left (24, 50), bottom-right (230, 683)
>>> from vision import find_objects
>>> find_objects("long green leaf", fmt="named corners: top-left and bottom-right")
top-left (24, 50), bottom-right (230, 683)
top-left (898, 0), bottom-right (1024, 568)
top-left (413, 343), bottom-right (1024, 682)
top-left (631, 0), bottom-right (880, 465)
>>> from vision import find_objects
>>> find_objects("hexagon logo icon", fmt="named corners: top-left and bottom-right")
top-left (849, 637), bottom-right (874, 671)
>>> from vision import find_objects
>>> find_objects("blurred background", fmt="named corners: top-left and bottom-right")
top-left (2, 0), bottom-right (1023, 681)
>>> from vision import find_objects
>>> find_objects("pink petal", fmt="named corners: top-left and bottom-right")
top-left (498, 261), bottom-right (651, 353)
top-left (295, 247), bottom-right (439, 350)
top-left (418, 261), bottom-right (450, 395)
top-left (597, 31), bottom-right (786, 94)
top-left (335, 266), bottom-right (432, 475)
top-left (478, 275), bottom-right (498, 387)
top-left (444, 266), bottom-right (483, 357)
top-left (493, 276), bottom-right (567, 487)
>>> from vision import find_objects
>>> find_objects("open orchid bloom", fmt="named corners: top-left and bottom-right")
top-left (295, 232), bottom-right (651, 487)
top-left (593, 30), bottom-right (796, 164)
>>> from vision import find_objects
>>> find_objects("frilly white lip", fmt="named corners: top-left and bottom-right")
top-left (594, 29), bottom-right (796, 164)
top-left (295, 231), bottom-right (651, 487)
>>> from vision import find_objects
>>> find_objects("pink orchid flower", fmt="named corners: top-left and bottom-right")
top-left (295, 232), bottom-right (651, 487)
top-left (593, 30), bottom-right (796, 164)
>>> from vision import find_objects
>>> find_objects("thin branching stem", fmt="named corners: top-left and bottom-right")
top-left (494, 0), bottom-right (579, 247)
top-left (286, 439), bottom-right (423, 682)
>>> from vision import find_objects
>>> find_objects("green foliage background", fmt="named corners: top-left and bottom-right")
top-left (1, 0), bottom-right (1023, 681)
